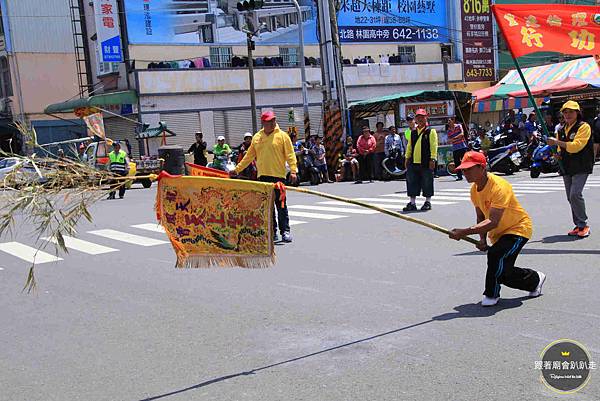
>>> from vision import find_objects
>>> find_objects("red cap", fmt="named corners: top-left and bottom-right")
top-left (261, 110), bottom-right (276, 122)
top-left (455, 151), bottom-right (487, 170)
top-left (415, 108), bottom-right (428, 116)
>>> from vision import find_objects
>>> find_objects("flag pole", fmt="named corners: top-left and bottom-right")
top-left (511, 56), bottom-right (550, 138)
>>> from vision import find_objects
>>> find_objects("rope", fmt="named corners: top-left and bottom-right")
top-left (286, 186), bottom-right (479, 245)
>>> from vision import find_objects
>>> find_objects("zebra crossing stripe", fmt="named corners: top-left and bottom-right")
top-left (131, 223), bottom-right (166, 233)
top-left (289, 205), bottom-right (379, 214)
top-left (88, 229), bottom-right (169, 246)
top-left (0, 242), bottom-right (62, 264)
top-left (380, 194), bottom-right (471, 201)
top-left (42, 236), bottom-right (118, 255)
top-left (287, 211), bottom-right (346, 220)
top-left (320, 200), bottom-right (457, 207)
top-left (289, 220), bottom-right (307, 226)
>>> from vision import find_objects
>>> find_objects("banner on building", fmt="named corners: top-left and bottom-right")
top-left (156, 173), bottom-right (275, 268)
top-left (83, 112), bottom-right (106, 139)
top-left (461, 0), bottom-right (495, 82)
top-left (94, 0), bottom-right (123, 62)
top-left (338, 0), bottom-right (448, 43)
top-left (123, 0), bottom-right (446, 45)
top-left (492, 4), bottom-right (600, 58)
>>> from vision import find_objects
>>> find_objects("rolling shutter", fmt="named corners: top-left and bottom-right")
top-left (159, 112), bottom-right (201, 152)
top-left (103, 116), bottom-right (140, 158)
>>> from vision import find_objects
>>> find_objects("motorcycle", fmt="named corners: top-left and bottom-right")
top-left (290, 147), bottom-right (320, 186)
top-left (208, 153), bottom-right (236, 173)
top-left (530, 140), bottom-right (560, 178)
top-left (487, 143), bottom-right (521, 175)
top-left (381, 146), bottom-right (406, 180)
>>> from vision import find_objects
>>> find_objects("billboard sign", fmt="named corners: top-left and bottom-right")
top-left (460, 0), bottom-right (495, 82)
top-left (94, 0), bottom-right (123, 62)
top-left (123, 0), bottom-right (317, 45)
top-left (338, 0), bottom-right (448, 43)
top-left (123, 0), bottom-right (446, 45)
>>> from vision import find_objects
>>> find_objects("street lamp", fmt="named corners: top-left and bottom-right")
top-left (291, 0), bottom-right (310, 136)
top-left (242, 22), bottom-right (266, 133)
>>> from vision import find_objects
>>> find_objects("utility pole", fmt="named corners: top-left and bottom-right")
top-left (442, 52), bottom-right (450, 90)
top-left (246, 33), bottom-right (258, 133)
top-left (292, 0), bottom-right (310, 136)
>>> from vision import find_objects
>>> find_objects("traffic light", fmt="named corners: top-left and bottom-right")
top-left (236, 0), bottom-right (264, 11)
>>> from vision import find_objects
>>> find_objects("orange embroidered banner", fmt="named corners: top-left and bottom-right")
top-left (492, 4), bottom-right (600, 58)
top-left (185, 162), bottom-right (229, 178)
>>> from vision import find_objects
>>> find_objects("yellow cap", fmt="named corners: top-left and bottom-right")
top-left (560, 100), bottom-right (580, 112)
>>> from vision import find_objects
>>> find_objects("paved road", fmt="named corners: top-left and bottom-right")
top-left (1, 171), bottom-right (599, 401)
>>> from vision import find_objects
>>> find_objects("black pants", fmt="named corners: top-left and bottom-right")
top-left (109, 171), bottom-right (127, 198)
top-left (358, 153), bottom-right (373, 181)
top-left (453, 148), bottom-right (467, 179)
top-left (485, 235), bottom-right (540, 298)
top-left (373, 152), bottom-right (385, 180)
top-left (259, 176), bottom-right (290, 235)
top-left (406, 164), bottom-right (434, 197)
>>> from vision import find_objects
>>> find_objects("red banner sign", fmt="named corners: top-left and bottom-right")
top-left (492, 4), bottom-right (600, 58)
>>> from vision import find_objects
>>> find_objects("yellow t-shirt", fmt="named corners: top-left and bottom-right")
top-left (235, 125), bottom-right (298, 179)
top-left (470, 173), bottom-right (532, 244)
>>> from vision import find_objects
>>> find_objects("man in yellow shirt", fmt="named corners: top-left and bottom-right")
top-left (547, 101), bottom-right (594, 238)
top-left (403, 109), bottom-right (438, 212)
top-left (449, 151), bottom-right (546, 307)
top-left (232, 111), bottom-right (298, 243)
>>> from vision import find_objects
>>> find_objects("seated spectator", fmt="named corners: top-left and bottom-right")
top-left (341, 138), bottom-right (359, 181)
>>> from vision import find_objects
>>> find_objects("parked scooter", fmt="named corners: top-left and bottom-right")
top-left (381, 146), bottom-right (406, 180)
top-left (530, 140), bottom-right (560, 178)
top-left (487, 143), bottom-right (521, 175)
top-left (208, 153), bottom-right (236, 173)
top-left (291, 147), bottom-right (320, 186)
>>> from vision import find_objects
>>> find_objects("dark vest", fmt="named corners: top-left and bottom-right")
top-left (557, 121), bottom-right (594, 176)
top-left (409, 127), bottom-right (432, 166)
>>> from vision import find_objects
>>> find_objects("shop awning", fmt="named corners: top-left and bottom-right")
top-left (473, 57), bottom-right (600, 101)
top-left (348, 90), bottom-right (473, 118)
top-left (44, 90), bottom-right (138, 114)
top-left (136, 122), bottom-right (176, 139)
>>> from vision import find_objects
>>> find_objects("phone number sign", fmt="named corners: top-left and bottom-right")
top-left (461, 0), bottom-right (495, 82)
top-left (337, 0), bottom-right (448, 43)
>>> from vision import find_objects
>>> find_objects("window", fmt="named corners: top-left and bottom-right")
top-left (440, 44), bottom-right (453, 61)
top-left (95, 46), bottom-right (119, 77)
top-left (397, 46), bottom-right (416, 64)
top-left (0, 56), bottom-right (12, 98)
top-left (209, 47), bottom-right (233, 68)
top-left (279, 47), bottom-right (298, 66)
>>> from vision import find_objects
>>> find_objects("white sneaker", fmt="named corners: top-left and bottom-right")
top-left (529, 272), bottom-right (546, 297)
top-left (481, 296), bottom-right (499, 307)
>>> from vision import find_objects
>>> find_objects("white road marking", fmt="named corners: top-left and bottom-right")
top-left (381, 194), bottom-right (471, 201)
top-left (289, 205), bottom-right (378, 214)
top-left (354, 197), bottom-right (459, 205)
top-left (88, 229), bottom-right (168, 246)
top-left (320, 200), bottom-right (457, 207)
top-left (131, 223), bottom-right (166, 233)
top-left (287, 211), bottom-right (346, 220)
top-left (0, 242), bottom-right (62, 264)
top-left (42, 236), bottom-right (118, 255)
top-left (277, 283), bottom-right (322, 293)
top-left (0, 267), bottom-right (4, 271)
top-left (289, 220), bottom-right (307, 226)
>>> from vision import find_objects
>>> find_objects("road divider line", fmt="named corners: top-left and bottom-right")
top-left (289, 205), bottom-right (379, 214)
top-left (0, 242), bottom-right (62, 264)
top-left (42, 236), bottom-right (118, 255)
top-left (88, 229), bottom-right (169, 246)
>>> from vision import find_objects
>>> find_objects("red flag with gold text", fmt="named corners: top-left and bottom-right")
top-left (492, 4), bottom-right (600, 58)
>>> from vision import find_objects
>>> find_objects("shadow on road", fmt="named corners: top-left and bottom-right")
top-left (139, 299), bottom-right (530, 400)
top-left (529, 235), bottom-right (580, 244)
top-left (431, 297), bottom-right (529, 321)
top-left (455, 247), bottom-right (600, 256)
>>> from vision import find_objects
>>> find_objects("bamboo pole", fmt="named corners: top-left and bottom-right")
top-left (512, 56), bottom-right (550, 138)
top-left (286, 186), bottom-right (480, 245)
